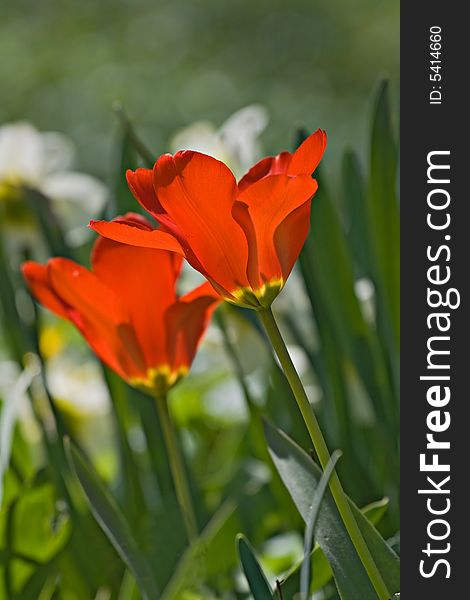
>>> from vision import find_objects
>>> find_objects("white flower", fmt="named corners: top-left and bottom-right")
top-left (170, 105), bottom-right (269, 179)
top-left (45, 354), bottom-right (110, 417)
top-left (0, 122), bottom-right (108, 246)
top-left (354, 277), bottom-right (376, 324)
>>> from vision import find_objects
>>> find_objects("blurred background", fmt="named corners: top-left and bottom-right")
top-left (1, 0), bottom-right (398, 179)
top-left (0, 1), bottom-right (399, 598)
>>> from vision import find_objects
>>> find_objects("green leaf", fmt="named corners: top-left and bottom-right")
top-left (300, 169), bottom-right (369, 349)
top-left (54, 535), bottom-right (115, 598)
top-left (23, 188), bottom-right (72, 259)
top-left (113, 104), bottom-right (155, 168)
top-left (237, 534), bottom-right (273, 600)
top-left (4, 484), bottom-right (71, 564)
top-left (112, 120), bottom-right (140, 217)
top-left (161, 466), bottom-right (276, 599)
top-left (135, 389), bottom-right (174, 501)
top-left (368, 80), bottom-right (400, 367)
top-left (15, 563), bottom-right (53, 600)
top-left (279, 497), bottom-right (390, 596)
top-left (298, 165), bottom-right (399, 492)
top-left (300, 450), bottom-right (341, 599)
top-left (117, 570), bottom-right (139, 600)
top-left (361, 498), bottom-right (390, 527)
top-left (264, 421), bottom-right (400, 599)
top-left (280, 544), bottom-right (331, 597)
top-left (65, 439), bottom-right (159, 600)
top-left (342, 148), bottom-right (371, 278)
top-left (299, 168), bottom-right (378, 402)
top-left (161, 499), bottom-right (241, 600)
top-left (110, 105), bottom-right (155, 219)
top-left (100, 367), bottom-right (147, 522)
top-left (0, 481), bottom-right (71, 599)
top-left (0, 240), bottom-right (32, 362)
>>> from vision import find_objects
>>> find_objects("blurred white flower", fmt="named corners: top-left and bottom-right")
top-left (354, 277), bottom-right (376, 324)
top-left (0, 122), bottom-right (108, 246)
top-left (204, 378), bottom-right (247, 424)
top-left (170, 105), bottom-right (269, 179)
top-left (45, 354), bottom-right (110, 418)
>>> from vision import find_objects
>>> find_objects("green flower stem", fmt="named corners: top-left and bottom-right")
top-left (258, 307), bottom-right (390, 600)
top-left (155, 394), bottom-right (197, 544)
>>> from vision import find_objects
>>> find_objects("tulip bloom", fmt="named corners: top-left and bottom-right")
top-left (22, 214), bottom-right (220, 395)
top-left (90, 130), bottom-right (326, 309)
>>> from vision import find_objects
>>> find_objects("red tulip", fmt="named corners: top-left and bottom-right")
top-left (22, 214), bottom-right (220, 395)
top-left (90, 130), bottom-right (326, 309)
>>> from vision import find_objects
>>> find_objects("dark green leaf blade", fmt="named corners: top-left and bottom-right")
top-left (161, 499), bottom-right (241, 600)
top-left (280, 497), bottom-right (390, 596)
top-left (237, 534), bottom-right (273, 600)
top-left (300, 450), bottom-right (341, 599)
top-left (15, 563), bottom-right (53, 600)
top-left (65, 439), bottom-right (158, 600)
top-left (298, 164), bottom-right (399, 502)
top-left (342, 148), bottom-right (371, 278)
top-left (368, 80), bottom-right (400, 365)
top-left (23, 188), bottom-right (72, 259)
top-left (264, 421), bottom-right (399, 599)
top-left (360, 498), bottom-right (390, 528)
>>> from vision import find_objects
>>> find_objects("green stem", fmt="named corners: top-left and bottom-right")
top-left (154, 394), bottom-right (198, 543)
top-left (258, 307), bottom-right (390, 600)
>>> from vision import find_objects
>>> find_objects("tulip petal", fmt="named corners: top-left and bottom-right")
top-left (289, 129), bottom-right (327, 175)
top-left (126, 168), bottom-right (162, 216)
top-left (89, 218), bottom-right (184, 254)
top-left (238, 129), bottom-right (326, 191)
top-left (91, 231), bottom-right (182, 369)
top-left (238, 152), bottom-right (291, 191)
top-left (112, 212), bottom-right (156, 228)
top-left (47, 258), bottom-right (146, 380)
top-left (22, 261), bottom-right (69, 320)
top-left (153, 151), bottom-right (250, 295)
top-left (274, 199), bottom-right (313, 279)
top-left (165, 282), bottom-right (220, 372)
top-left (233, 174), bottom-right (317, 288)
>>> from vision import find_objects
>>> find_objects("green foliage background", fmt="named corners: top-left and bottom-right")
top-left (0, 0), bottom-right (398, 176)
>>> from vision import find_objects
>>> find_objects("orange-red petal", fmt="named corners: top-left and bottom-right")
top-left (91, 231), bottom-right (182, 369)
top-left (238, 129), bottom-right (326, 191)
top-left (126, 168), bottom-right (162, 217)
top-left (164, 281), bottom-right (220, 372)
top-left (89, 218), bottom-right (185, 254)
top-left (22, 261), bottom-right (70, 320)
top-left (289, 129), bottom-right (327, 175)
top-left (233, 174), bottom-right (317, 289)
top-left (238, 152), bottom-right (292, 191)
top-left (153, 151), bottom-right (250, 295)
top-left (47, 258), bottom-right (146, 380)
top-left (274, 199), bottom-right (313, 280)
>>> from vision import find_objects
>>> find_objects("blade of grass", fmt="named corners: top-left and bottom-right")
top-left (300, 450), bottom-right (342, 599)
top-left (65, 439), bottom-right (159, 600)
top-left (237, 534), bottom-right (273, 600)
top-left (264, 421), bottom-right (400, 599)
top-left (367, 80), bottom-right (400, 392)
